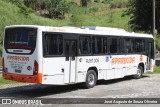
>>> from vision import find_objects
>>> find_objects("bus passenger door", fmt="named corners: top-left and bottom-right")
top-left (64, 40), bottom-right (77, 83)
top-left (146, 40), bottom-right (154, 71)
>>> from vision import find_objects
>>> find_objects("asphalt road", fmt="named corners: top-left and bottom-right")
top-left (0, 74), bottom-right (160, 107)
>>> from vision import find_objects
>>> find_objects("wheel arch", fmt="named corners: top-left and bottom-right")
top-left (138, 63), bottom-right (145, 73)
top-left (87, 67), bottom-right (98, 79)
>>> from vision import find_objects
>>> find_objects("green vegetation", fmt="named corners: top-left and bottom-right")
top-left (154, 66), bottom-right (160, 74)
top-left (0, 0), bottom-right (130, 43)
top-left (80, 9), bottom-right (130, 30)
top-left (146, 66), bottom-right (160, 74)
top-left (156, 35), bottom-right (160, 50)
top-left (0, 0), bottom-right (131, 63)
top-left (109, 0), bottom-right (129, 9)
top-left (124, 0), bottom-right (160, 33)
top-left (0, 77), bottom-right (20, 85)
top-left (124, 0), bottom-right (160, 50)
top-left (0, 0), bottom-right (70, 29)
top-left (0, 0), bottom-right (70, 54)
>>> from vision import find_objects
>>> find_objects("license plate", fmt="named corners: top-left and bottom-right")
top-left (15, 69), bottom-right (21, 73)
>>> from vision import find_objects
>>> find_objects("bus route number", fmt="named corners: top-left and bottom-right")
top-left (86, 58), bottom-right (99, 63)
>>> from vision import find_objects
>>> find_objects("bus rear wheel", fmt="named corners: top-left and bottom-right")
top-left (84, 70), bottom-right (97, 89)
top-left (133, 66), bottom-right (143, 79)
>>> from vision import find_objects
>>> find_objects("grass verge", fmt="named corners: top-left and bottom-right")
top-left (146, 66), bottom-right (160, 74)
top-left (0, 77), bottom-right (20, 85)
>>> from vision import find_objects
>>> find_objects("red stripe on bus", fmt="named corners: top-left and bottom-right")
top-left (2, 71), bottom-right (42, 84)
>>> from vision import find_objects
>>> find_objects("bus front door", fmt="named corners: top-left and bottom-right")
top-left (64, 40), bottom-right (77, 83)
top-left (146, 40), bottom-right (153, 71)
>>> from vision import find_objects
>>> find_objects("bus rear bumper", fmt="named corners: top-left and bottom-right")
top-left (2, 71), bottom-right (42, 84)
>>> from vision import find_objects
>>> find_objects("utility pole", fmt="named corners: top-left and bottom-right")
top-left (153, 0), bottom-right (156, 37)
top-left (153, 0), bottom-right (156, 54)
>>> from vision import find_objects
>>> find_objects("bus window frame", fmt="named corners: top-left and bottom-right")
top-left (91, 36), bottom-right (109, 55)
top-left (108, 36), bottom-right (120, 55)
top-left (119, 37), bottom-right (135, 55)
top-left (78, 35), bottom-right (92, 56)
top-left (42, 32), bottom-right (64, 58)
top-left (4, 27), bottom-right (37, 55)
top-left (119, 36), bottom-right (151, 56)
top-left (134, 37), bottom-right (146, 54)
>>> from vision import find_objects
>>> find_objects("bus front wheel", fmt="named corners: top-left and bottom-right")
top-left (84, 70), bottom-right (97, 89)
top-left (133, 66), bottom-right (143, 79)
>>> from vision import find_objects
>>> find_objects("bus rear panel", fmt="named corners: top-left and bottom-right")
top-left (2, 27), bottom-right (42, 84)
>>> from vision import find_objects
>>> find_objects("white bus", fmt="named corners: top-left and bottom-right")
top-left (2, 25), bottom-right (155, 88)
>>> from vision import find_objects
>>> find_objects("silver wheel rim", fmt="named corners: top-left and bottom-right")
top-left (88, 74), bottom-right (95, 86)
top-left (137, 68), bottom-right (141, 77)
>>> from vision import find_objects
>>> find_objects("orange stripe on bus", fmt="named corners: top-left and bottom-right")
top-left (2, 71), bottom-right (42, 84)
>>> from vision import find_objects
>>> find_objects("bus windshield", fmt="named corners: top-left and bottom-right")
top-left (4, 28), bottom-right (37, 54)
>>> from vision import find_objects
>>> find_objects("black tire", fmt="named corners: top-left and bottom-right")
top-left (84, 70), bottom-right (97, 89)
top-left (133, 66), bottom-right (143, 79)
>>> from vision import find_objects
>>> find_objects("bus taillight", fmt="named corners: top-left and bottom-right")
top-left (33, 60), bottom-right (38, 75)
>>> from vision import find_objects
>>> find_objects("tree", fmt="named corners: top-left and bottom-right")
top-left (24, 0), bottom-right (46, 11)
top-left (81, 0), bottom-right (88, 7)
top-left (123, 0), bottom-right (160, 33)
top-left (156, 36), bottom-right (160, 50)
top-left (24, 0), bottom-right (69, 19)
top-left (45, 0), bottom-right (69, 19)
top-left (9, 0), bottom-right (33, 17)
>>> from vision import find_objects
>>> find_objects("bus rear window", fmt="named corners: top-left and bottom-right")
top-left (4, 28), bottom-right (37, 54)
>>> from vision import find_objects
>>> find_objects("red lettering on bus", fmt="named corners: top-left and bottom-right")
top-left (111, 57), bottom-right (135, 65)
top-left (7, 55), bottom-right (30, 62)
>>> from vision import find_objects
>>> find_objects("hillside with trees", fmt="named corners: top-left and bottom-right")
top-left (0, 0), bottom-right (129, 35)
top-left (124, 0), bottom-right (160, 50)
top-left (1, 0), bottom-right (160, 52)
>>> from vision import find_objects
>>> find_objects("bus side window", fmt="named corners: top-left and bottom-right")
top-left (135, 38), bottom-right (145, 53)
top-left (102, 37), bottom-right (108, 54)
top-left (120, 38), bottom-right (126, 53)
top-left (79, 36), bottom-right (91, 55)
top-left (125, 38), bottom-right (134, 53)
top-left (43, 34), bottom-right (63, 56)
top-left (109, 38), bottom-right (118, 54)
top-left (92, 36), bottom-right (103, 54)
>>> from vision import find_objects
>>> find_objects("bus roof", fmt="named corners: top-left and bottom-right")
top-left (5, 25), bottom-right (153, 39)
